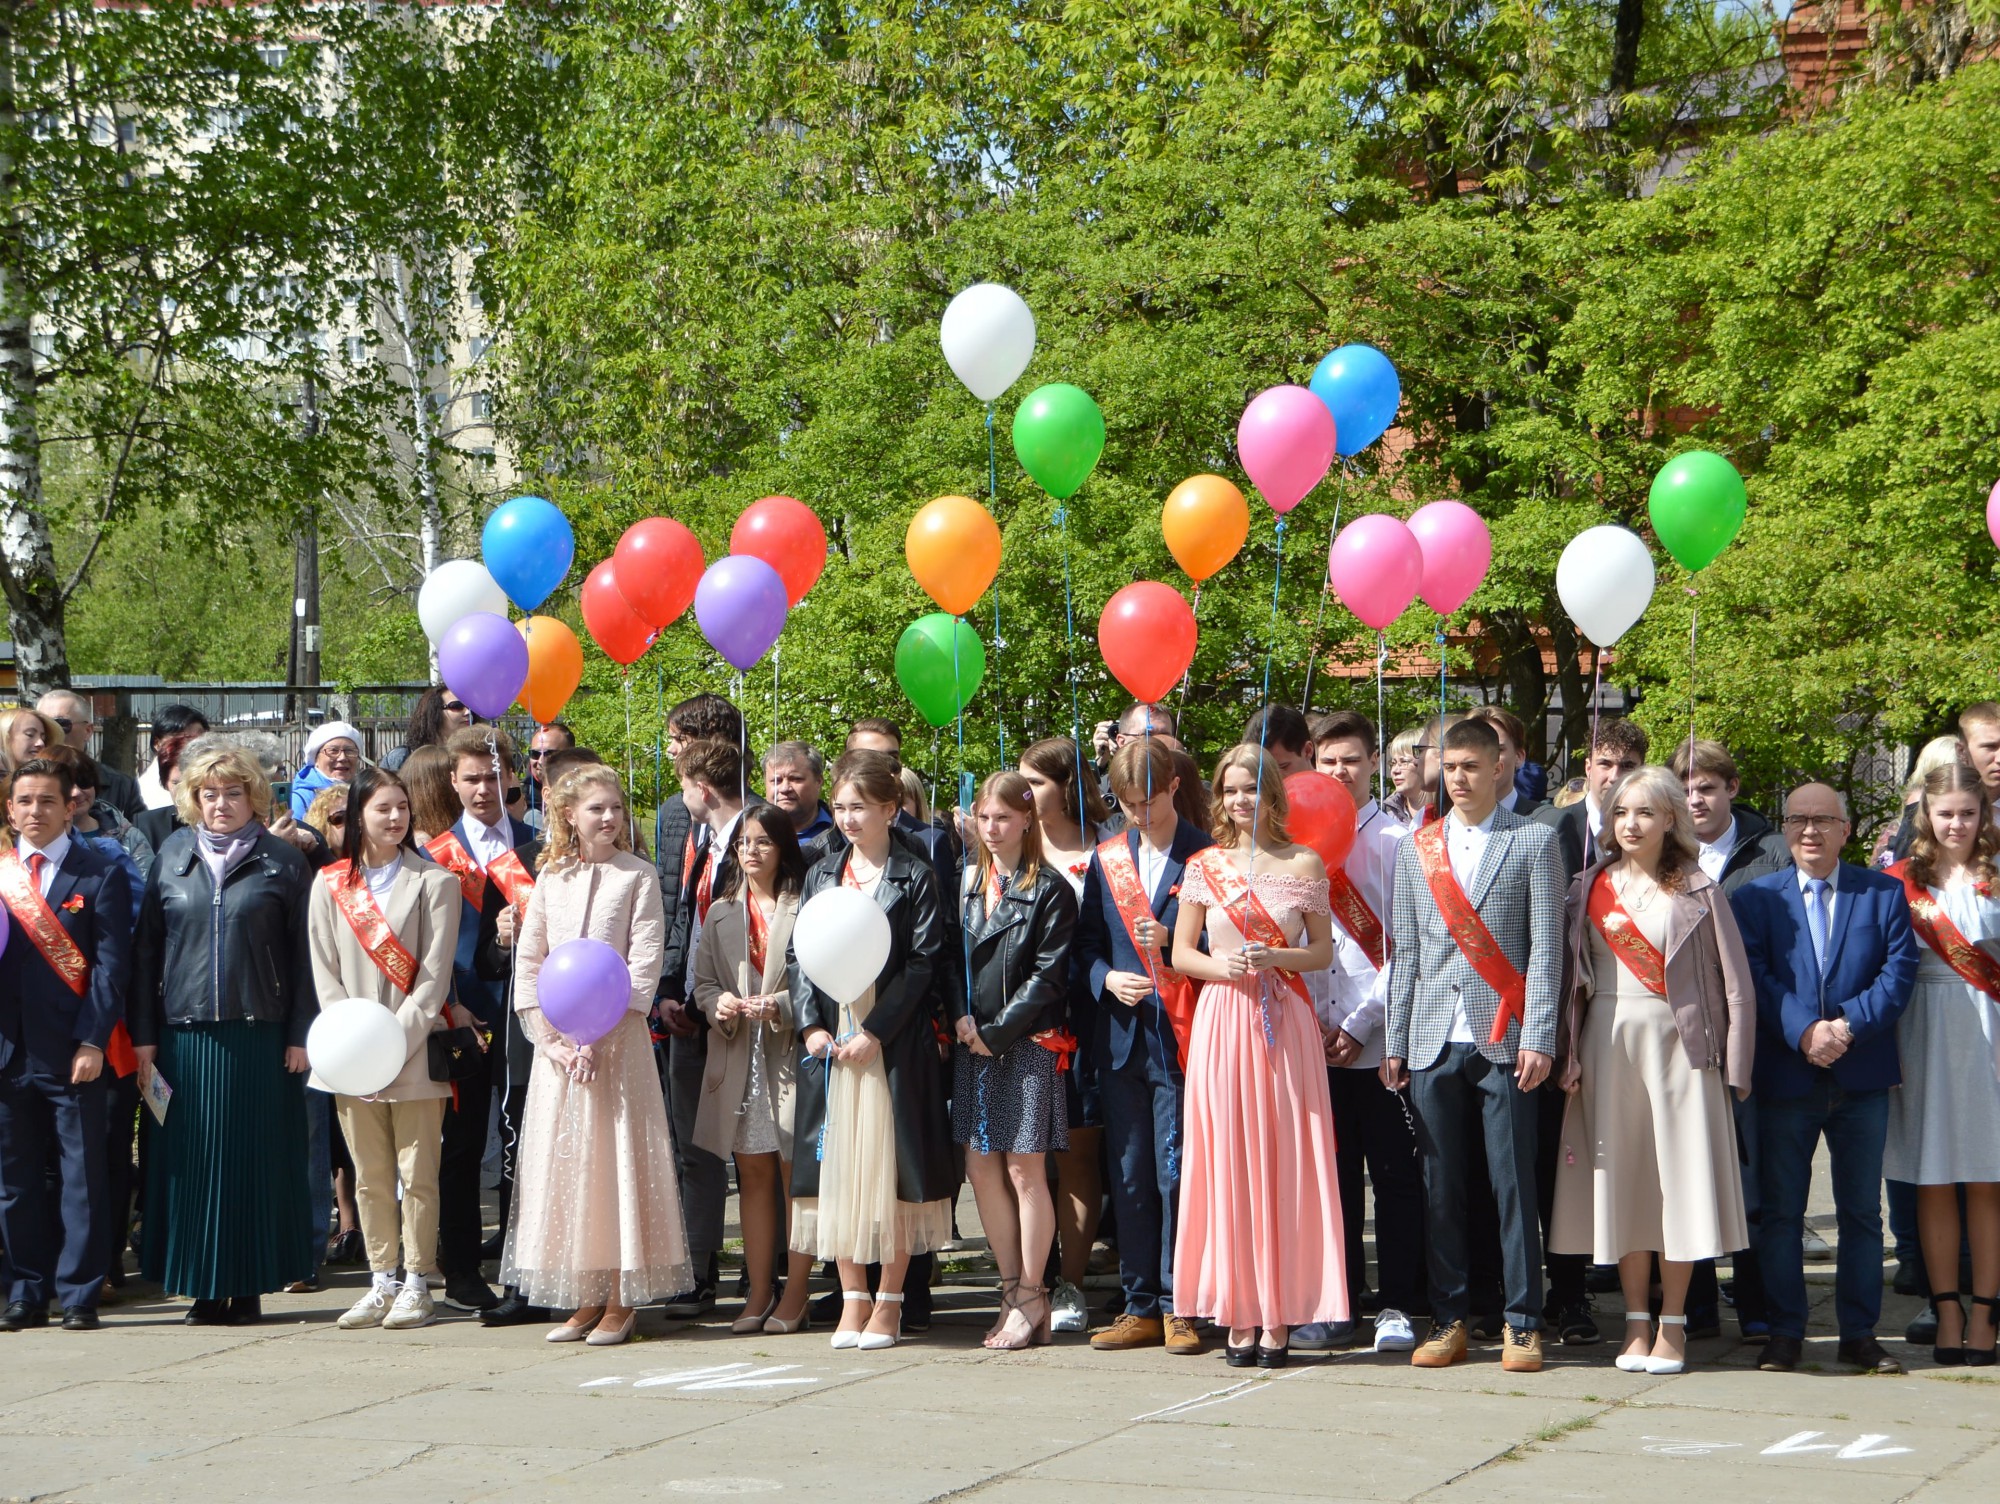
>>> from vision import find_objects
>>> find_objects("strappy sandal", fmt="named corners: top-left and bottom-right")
top-left (858, 1291), bottom-right (903, 1351)
top-left (985, 1277), bottom-right (1020, 1344)
top-left (1966, 1294), bottom-right (1997, 1368)
top-left (1933, 1292), bottom-right (1968, 1367)
top-left (830, 1290), bottom-right (873, 1350)
top-left (988, 1283), bottom-right (1051, 1351)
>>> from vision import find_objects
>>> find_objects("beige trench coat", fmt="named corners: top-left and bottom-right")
top-left (691, 893), bottom-right (799, 1162)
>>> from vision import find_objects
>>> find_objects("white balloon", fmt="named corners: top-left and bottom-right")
top-left (1556, 526), bottom-right (1657, 648)
top-left (418, 559), bottom-right (510, 643)
top-left (939, 283), bottom-right (1036, 402)
top-left (793, 887), bottom-right (893, 1006)
top-left (306, 997), bottom-right (410, 1097)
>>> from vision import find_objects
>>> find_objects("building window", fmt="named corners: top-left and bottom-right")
top-left (467, 392), bottom-right (494, 421)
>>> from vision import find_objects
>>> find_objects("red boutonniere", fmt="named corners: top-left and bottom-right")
top-left (61, 893), bottom-right (86, 913)
top-left (1168, 883), bottom-right (1181, 898)
top-left (1068, 859), bottom-right (1089, 878)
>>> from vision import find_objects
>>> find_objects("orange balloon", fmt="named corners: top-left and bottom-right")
top-left (1161, 473), bottom-right (1249, 583)
top-left (515, 615), bottom-right (583, 723)
top-left (905, 495), bottom-right (1002, 615)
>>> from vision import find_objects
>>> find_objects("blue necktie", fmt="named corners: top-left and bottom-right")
top-left (1805, 877), bottom-right (1832, 971)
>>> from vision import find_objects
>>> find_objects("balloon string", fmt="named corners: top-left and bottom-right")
top-left (772, 642), bottom-right (782, 745)
top-left (653, 665), bottom-right (665, 810)
top-left (1251, 515), bottom-right (1288, 891)
top-left (1438, 618), bottom-right (1449, 728)
top-left (1300, 470), bottom-right (1344, 715)
top-left (953, 615), bottom-right (974, 1023)
top-left (988, 401), bottom-right (1006, 767)
top-left (1688, 592), bottom-right (1699, 759)
top-left (1057, 501), bottom-right (1087, 827)
top-left (1589, 645), bottom-right (1604, 781)
top-left (623, 672), bottom-right (633, 797)
top-left (1258, 516), bottom-right (1287, 720)
top-left (1376, 631), bottom-right (1388, 806)
top-left (1178, 584), bottom-right (1201, 706)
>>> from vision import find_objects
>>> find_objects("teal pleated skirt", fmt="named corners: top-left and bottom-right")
top-left (141, 1021), bottom-right (314, 1299)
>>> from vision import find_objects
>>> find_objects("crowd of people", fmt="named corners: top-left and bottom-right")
top-left (1, 680), bottom-right (1996, 1378)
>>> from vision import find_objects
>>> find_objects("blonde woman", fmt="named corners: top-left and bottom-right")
top-left (1551, 766), bottom-right (1753, 1376)
top-left (0, 705), bottom-right (62, 779)
top-left (502, 766), bottom-right (687, 1346)
top-left (128, 744), bottom-right (317, 1325)
top-left (1382, 725), bottom-right (1424, 826)
top-left (306, 767), bottom-right (460, 1332)
top-left (1171, 745), bottom-right (1341, 1368)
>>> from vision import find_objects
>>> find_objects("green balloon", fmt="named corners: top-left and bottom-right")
top-left (895, 612), bottom-right (987, 727)
top-left (1648, 450), bottom-right (1747, 572)
top-left (1011, 382), bottom-right (1106, 501)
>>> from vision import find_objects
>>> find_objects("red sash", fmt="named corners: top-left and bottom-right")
top-left (1890, 862), bottom-right (2000, 999)
top-left (746, 892), bottom-right (770, 979)
top-left (1586, 870), bottom-right (1667, 995)
top-left (488, 847), bottom-right (535, 908)
top-left (975, 866), bottom-right (1077, 1070)
top-left (1096, 835), bottom-right (1197, 1066)
top-left (425, 832), bottom-right (486, 909)
top-left (1411, 819), bottom-right (1527, 1045)
top-left (1189, 850), bottom-right (1314, 1010)
top-left (321, 862), bottom-right (419, 994)
top-left (0, 849), bottom-right (89, 999)
top-left (1326, 867), bottom-right (1387, 970)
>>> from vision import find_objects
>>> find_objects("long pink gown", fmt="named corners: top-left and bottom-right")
top-left (1173, 852), bottom-right (1348, 1330)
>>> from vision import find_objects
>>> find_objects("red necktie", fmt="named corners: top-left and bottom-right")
top-left (27, 852), bottom-right (46, 892)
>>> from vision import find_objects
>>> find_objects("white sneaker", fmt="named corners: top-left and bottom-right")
top-left (337, 1284), bottom-right (394, 1330)
top-left (1373, 1309), bottom-right (1417, 1352)
top-left (1050, 1280), bottom-right (1088, 1334)
top-left (382, 1281), bottom-right (436, 1330)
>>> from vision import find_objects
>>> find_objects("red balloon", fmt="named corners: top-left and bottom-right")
top-left (1098, 582), bottom-right (1196, 703)
top-left (1284, 770), bottom-right (1356, 871)
top-left (581, 560), bottom-right (657, 666)
top-left (731, 495), bottom-right (826, 607)
top-left (611, 517), bottom-right (704, 629)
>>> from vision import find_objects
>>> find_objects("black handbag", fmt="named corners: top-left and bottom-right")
top-left (427, 1026), bottom-right (487, 1084)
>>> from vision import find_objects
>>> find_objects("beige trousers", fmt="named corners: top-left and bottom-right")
top-left (337, 1096), bottom-right (447, 1277)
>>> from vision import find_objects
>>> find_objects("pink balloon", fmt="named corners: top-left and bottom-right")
top-left (1327, 514), bottom-right (1423, 630)
top-left (1407, 500), bottom-right (1493, 615)
top-left (1988, 479), bottom-right (2000, 551)
top-left (1237, 385), bottom-right (1337, 515)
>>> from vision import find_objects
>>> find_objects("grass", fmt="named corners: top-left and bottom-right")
top-left (1530, 1414), bottom-right (1600, 1445)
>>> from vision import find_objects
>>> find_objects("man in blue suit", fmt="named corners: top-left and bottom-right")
top-left (1074, 738), bottom-right (1212, 1355)
top-left (0, 757), bottom-right (133, 1331)
top-left (1732, 782), bottom-right (1918, 1374)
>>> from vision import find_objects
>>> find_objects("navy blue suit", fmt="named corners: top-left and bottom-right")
top-left (1732, 863), bottom-right (1918, 1341)
top-left (0, 840), bottom-right (134, 1313)
top-left (1073, 818), bottom-right (1213, 1320)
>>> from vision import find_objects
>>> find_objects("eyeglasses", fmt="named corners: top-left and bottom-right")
top-left (51, 717), bottom-right (74, 734)
top-left (327, 814), bottom-right (346, 827)
top-left (738, 837), bottom-right (777, 854)
top-left (1389, 753), bottom-right (1417, 766)
top-left (1782, 814), bottom-right (1847, 832)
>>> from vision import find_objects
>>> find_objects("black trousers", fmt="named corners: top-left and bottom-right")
top-left (1409, 1044), bottom-right (1543, 1331)
top-left (103, 1073), bottom-right (140, 1280)
top-left (1535, 1082), bottom-right (1588, 1309)
top-left (435, 1042), bottom-right (496, 1280)
top-left (1329, 1067), bottom-right (1427, 1313)
top-left (0, 1061), bottom-right (108, 1312)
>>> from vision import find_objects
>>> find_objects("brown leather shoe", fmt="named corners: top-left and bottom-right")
top-left (1163, 1315), bottom-right (1204, 1355)
top-left (1412, 1319), bottom-right (1468, 1368)
top-left (1090, 1313), bottom-right (1166, 1350)
top-left (1501, 1325), bottom-right (1544, 1373)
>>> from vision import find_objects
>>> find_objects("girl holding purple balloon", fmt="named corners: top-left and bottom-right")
top-left (502, 765), bottom-right (687, 1347)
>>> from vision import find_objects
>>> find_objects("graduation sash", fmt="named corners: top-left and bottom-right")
top-left (0, 848), bottom-right (89, 999)
top-left (1411, 819), bottom-right (1526, 1045)
top-left (1889, 861), bottom-right (2000, 999)
top-left (1096, 835), bottom-right (1197, 1066)
top-left (321, 862), bottom-right (418, 994)
top-left (425, 830), bottom-right (534, 912)
top-left (972, 865), bottom-right (1078, 1070)
top-left (1326, 867), bottom-right (1388, 971)
top-left (1586, 869), bottom-right (1667, 995)
top-left (1188, 849), bottom-right (1314, 1011)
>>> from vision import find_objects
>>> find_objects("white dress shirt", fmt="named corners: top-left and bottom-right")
top-left (684, 807), bottom-right (747, 997)
top-left (463, 813), bottom-right (512, 871)
top-left (1697, 815), bottom-right (1740, 884)
top-left (1315, 800), bottom-right (1406, 1069)
top-left (1797, 863), bottom-right (1839, 940)
top-left (1444, 806), bottom-right (1497, 1043)
top-left (17, 831), bottom-right (72, 896)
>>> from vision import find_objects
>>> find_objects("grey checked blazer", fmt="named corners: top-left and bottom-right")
top-left (1385, 805), bottom-right (1566, 1070)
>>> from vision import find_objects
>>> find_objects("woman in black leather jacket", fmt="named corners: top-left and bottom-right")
top-left (129, 743), bottom-right (317, 1325)
top-left (952, 771), bottom-right (1078, 1350)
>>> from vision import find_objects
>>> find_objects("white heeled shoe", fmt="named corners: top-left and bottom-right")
top-left (1644, 1313), bottom-right (1688, 1375)
top-left (1614, 1312), bottom-right (1653, 1372)
top-left (857, 1291), bottom-right (904, 1351)
top-left (830, 1291), bottom-right (873, 1350)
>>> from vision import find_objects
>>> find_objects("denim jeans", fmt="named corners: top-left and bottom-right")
top-left (1755, 1077), bottom-right (1889, 1341)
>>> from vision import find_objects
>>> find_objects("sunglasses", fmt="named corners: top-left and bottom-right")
top-left (51, 716), bottom-right (74, 734)
top-left (328, 814), bottom-right (346, 827)
top-left (526, 749), bottom-right (548, 760)
top-left (443, 700), bottom-right (468, 715)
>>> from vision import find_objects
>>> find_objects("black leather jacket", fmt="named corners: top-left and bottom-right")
top-left (952, 864), bottom-right (1078, 1056)
top-left (128, 826), bottom-right (318, 1048)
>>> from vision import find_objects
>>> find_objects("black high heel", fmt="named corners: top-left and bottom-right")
top-left (1932, 1292), bottom-right (1967, 1367)
top-left (1256, 1342), bottom-right (1290, 1370)
top-left (1225, 1343), bottom-right (1258, 1368)
top-left (1968, 1294), bottom-right (1999, 1368)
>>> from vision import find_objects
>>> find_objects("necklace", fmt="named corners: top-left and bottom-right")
top-left (1615, 867), bottom-right (1662, 913)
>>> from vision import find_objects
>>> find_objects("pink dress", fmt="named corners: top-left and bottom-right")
top-left (1173, 852), bottom-right (1347, 1330)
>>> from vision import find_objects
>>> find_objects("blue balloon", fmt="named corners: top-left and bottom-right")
top-left (1309, 344), bottom-right (1402, 457)
top-left (481, 496), bottom-right (576, 612)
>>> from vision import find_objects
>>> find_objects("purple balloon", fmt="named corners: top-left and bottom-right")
top-left (694, 554), bottom-right (788, 671)
top-left (538, 938), bottom-right (632, 1047)
top-left (437, 611), bottom-right (529, 720)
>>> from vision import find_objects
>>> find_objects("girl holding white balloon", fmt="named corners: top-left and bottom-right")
top-left (502, 765), bottom-right (685, 1347)
top-left (788, 749), bottom-right (953, 1352)
top-left (304, 766), bottom-right (461, 1333)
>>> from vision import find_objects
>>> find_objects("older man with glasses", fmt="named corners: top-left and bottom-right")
top-left (1731, 783), bottom-right (1919, 1374)
top-left (35, 691), bottom-right (144, 821)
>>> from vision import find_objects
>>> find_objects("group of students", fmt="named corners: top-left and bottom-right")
top-left (2, 686), bottom-right (1997, 1379)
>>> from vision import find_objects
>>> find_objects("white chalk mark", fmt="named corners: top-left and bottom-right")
top-left (1835, 1436), bottom-right (1912, 1461)
top-left (1763, 1431), bottom-right (1839, 1456)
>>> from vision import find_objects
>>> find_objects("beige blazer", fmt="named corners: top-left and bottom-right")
top-left (691, 893), bottom-right (799, 1161)
top-left (306, 850), bottom-right (461, 1101)
top-left (514, 850), bottom-right (667, 1021)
